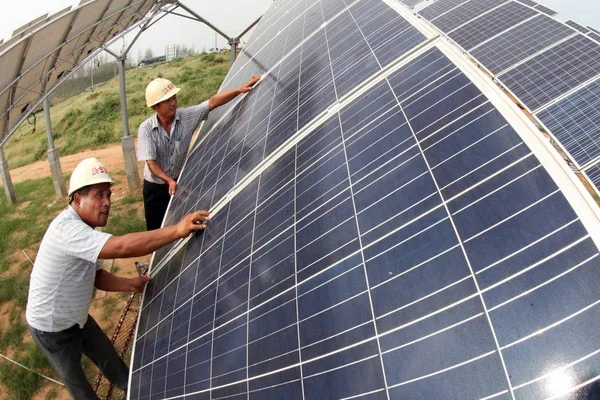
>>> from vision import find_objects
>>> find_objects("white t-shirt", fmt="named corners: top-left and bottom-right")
top-left (26, 206), bottom-right (112, 332)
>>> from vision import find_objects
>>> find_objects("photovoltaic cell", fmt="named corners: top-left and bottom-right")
top-left (589, 26), bottom-right (600, 35)
top-left (130, 2), bottom-right (600, 399)
top-left (498, 34), bottom-right (600, 111)
top-left (515, 0), bottom-right (537, 6)
top-left (566, 20), bottom-right (590, 34)
top-left (470, 14), bottom-right (574, 74)
top-left (590, 32), bottom-right (600, 43)
top-left (448, 1), bottom-right (537, 50)
top-left (584, 164), bottom-right (600, 194)
top-left (429, 0), bottom-right (507, 33)
top-left (418, 0), bottom-right (469, 21)
top-left (533, 3), bottom-right (557, 16)
top-left (536, 80), bottom-right (600, 168)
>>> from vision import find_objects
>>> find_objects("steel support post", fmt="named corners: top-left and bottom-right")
top-left (118, 57), bottom-right (140, 191)
top-left (43, 97), bottom-right (68, 197)
top-left (229, 38), bottom-right (239, 66)
top-left (0, 147), bottom-right (16, 204)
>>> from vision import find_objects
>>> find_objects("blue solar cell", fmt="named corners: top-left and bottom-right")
top-left (537, 80), bottom-right (600, 168)
top-left (499, 34), bottom-right (600, 111)
top-left (419, 0), bottom-right (469, 21)
top-left (448, 1), bottom-right (537, 50)
top-left (430, 0), bottom-right (506, 33)
top-left (130, 2), bottom-right (600, 400)
top-left (585, 163), bottom-right (600, 193)
top-left (470, 14), bottom-right (574, 75)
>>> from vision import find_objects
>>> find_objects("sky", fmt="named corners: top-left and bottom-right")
top-left (1, 0), bottom-right (599, 63)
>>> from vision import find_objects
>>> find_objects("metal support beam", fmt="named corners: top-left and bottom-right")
top-left (176, 2), bottom-right (231, 41)
top-left (43, 97), bottom-right (67, 197)
top-left (0, 147), bottom-right (16, 204)
top-left (228, 38), bottom-right (239, 66)
top-left (118, 58), bottom-right (140, 191)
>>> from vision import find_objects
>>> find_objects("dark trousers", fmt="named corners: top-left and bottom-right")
top-left (27, 315), bottom-right (129, 400)
top-left (143, 179), bottom-right (170, 231)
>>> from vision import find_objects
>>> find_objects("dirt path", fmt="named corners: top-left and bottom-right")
top-left (9, 142), bottom-right (132, 183)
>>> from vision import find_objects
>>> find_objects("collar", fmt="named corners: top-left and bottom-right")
top-left (151, 110), bottom-right (181, 132)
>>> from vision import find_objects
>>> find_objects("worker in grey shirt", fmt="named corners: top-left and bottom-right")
top-left (26, 157), bottom-right (210, 399)
top-left (138, 75), bottom-right (260, 230)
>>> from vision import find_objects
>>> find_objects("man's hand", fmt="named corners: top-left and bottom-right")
top-left (167, 178), bottom-right (177, 196)
top-left (239, 75), bottom-right (261, 93)
top-left (176, 210), bottom-right (210, 239)
top-left (128, 275), bottom-right (151, 293)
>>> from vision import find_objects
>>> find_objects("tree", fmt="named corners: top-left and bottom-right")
top-left (144, 47), bottom-right (154, 59)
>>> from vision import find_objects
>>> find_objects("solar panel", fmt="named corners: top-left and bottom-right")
top-left (515, 0), bottom-right (537, 6)
top-left (470, 14), bottom-right (574, 74)
top-left (590, 32), bottom-right (600, 43)
top-left (589, 26), bottom-right (600, 35)
top-left (429, 0), bottom-right (506, 33)
top-left (447, 1), bottom-right (537, 50)
top-left (565, 20), bottom-right (590, 34)
top-left (498, 34), bottom-right (600, 111)
top-left (536, 80), bottom-right (600, 168)
top-left (152, 0), bottom-right (427, 266)
top-left (130, 2), bottom-right (600, 400)
top-left (583, 164), bottom-right (600, 195)
top-left (533, 3), bottom-right (557, 16)
top-left (418, 0), bottom-right (469, 21)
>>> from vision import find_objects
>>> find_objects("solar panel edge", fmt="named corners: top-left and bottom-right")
top-left (435, 39), bottom-right (600, 236)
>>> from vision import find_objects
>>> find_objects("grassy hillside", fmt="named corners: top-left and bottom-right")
top-left (4, 52), bottom-right (230, 169)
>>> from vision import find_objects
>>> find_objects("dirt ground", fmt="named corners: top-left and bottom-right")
top-left (9, 142), bottom-right (131, 184)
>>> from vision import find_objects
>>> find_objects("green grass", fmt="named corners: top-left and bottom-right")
top-left (101, 297), bottom-right (118, 320)
top-left (0, 343), bottom-right (53, 400)
top-left (4, 52), bottom-right (230, 169)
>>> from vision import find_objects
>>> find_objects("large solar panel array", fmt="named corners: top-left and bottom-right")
top-left (415, 0), bottom-right (600, 201)
top-left (129, 0), bottom-right (600, 399)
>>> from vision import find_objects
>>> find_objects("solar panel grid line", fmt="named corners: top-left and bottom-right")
top-left (532, 3), bottom-right (557, 16)
top-left (223, 0), bottom-right (336, 92)
top-left (514, 0), bottom-right (537, 6)
top-left (447, 1), bottom-right (540, 52)
top-left (487, 250), bottom-right (597, 313)
top-left (469, 14), bottom-right (576, 76)
top-left (589, 32), bottom-right (600, 44)
top-left (419, 0), bottom-right (472, 21)
top-left (494, 32), bottom-right (579, 77)
top-left (532, 69), bottom-right (600, 115)
top-left (162, 41), bottom-right (439, 271)
top-left (444, 0), bottom-right (516, 35)
top-left (467, 11), bottom-right (539, 52)
top-left (381, 75), bottom-right (517, 397)
top-left (186, 0), bottom-right (358, 162)
top-left (565, 20), bottom-right (590, 34)
top-left (428, 0), bottom-right (510, 33)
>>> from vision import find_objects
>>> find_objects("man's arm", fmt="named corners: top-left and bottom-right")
top-left (95, 270), bottom-right (150, 293)
top-left (146, 160), bottom-right (177, 195)
top-left (98, 210), bottom-right (209, 259)
top-left (208, 75), bottom-right (261, 111)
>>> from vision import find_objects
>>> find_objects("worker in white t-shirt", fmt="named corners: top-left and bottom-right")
top-left (25, 157), bottom-right (209, 399)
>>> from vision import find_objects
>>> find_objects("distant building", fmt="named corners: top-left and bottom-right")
top-left (137, 55), bottom-right (166, 67)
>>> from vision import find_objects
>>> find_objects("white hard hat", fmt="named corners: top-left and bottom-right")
top-left (68, 158), bottom-right (115, 197)
top-left (145, 78), bottom-right (180, 107)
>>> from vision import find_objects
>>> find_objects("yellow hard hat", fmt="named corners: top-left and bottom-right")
top-left (68, 158), bottom-right (115, 197)
top-left (145, 78), bottom-right (180, 107)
